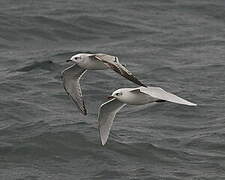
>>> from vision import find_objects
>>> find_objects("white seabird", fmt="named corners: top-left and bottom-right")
top-left (98, 86), bottom-right (197, 145)
top-left (61, 53), bottom-right (146, 115)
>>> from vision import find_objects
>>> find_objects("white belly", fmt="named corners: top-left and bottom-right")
top-left (121, 92), bottom-right (158, 105)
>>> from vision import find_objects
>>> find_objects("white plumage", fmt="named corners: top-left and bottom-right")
top-left (98, 86), bottom-right (197, 145)
top-left (61, 53), bottom-right (146, 115)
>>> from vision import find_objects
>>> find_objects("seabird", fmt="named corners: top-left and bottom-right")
top-left (98, 86), bottom-right (197, 145)
top-left (61, 53), bottom-right (146, 115)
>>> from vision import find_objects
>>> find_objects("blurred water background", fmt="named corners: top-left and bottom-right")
top-left (0, 0), bottom-right (225, 179)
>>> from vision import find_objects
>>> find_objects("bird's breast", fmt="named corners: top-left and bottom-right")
top-left (121, 92), bottom-right (158, 105)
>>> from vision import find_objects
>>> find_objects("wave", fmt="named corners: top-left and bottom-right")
top-left (16, 60), bottom-right (60, 72)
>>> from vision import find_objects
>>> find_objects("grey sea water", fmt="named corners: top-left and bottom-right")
top-left (0, 0), bottom-right (225, 179)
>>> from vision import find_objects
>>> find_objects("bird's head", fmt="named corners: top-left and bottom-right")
top-left (108, 89), bottom-right (125, 101)
top-left (66, 54), bottom-right (83, 63)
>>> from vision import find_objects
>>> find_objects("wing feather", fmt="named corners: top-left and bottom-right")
top-left (93, 54), bottom-right (147, 87)
top-left (98, 98), bottom-right (126, 145)
top-left (139, 86), bottom-right (197, 106)
top-left (61, 64), bottom-right (87, 115)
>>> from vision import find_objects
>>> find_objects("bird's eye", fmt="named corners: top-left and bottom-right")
top-left (115, 92), bottom-right (122, 96)
top-left (74, 57), bottom-right (78, 60)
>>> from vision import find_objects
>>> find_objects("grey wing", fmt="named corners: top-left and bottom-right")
top-left (139, 86), bottom-right (197, 106)
top-left (61, 64), bottom-right (87, 115)
top-left (94, 54), bottom-right (147, 87)
top-left (98, 98), bottom-right (126, 145)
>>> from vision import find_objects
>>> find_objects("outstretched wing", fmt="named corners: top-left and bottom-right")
top-left (93, 54), bottom-right (147, 87)
top-left (139, 86), bottom-right (197, 106)
top-left (61, 64), bottom-right (87, 115)
top-left (98, 98), bottom-right (126, 145)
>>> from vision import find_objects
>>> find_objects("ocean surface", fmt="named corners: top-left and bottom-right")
top-left (0, 0), bottom-right (225, 179)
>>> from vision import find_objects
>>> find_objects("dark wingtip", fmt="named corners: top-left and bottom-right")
top-left (138, 81), bottom-right (148, 88)
top-left (82, 102), bottom-right (87, 115)
top-left (79, 108), bottom-right (87, 116)
top-left (143, 84), bottom-right (148, 88)
top-left (83, 110), bottom-right (87, 116)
